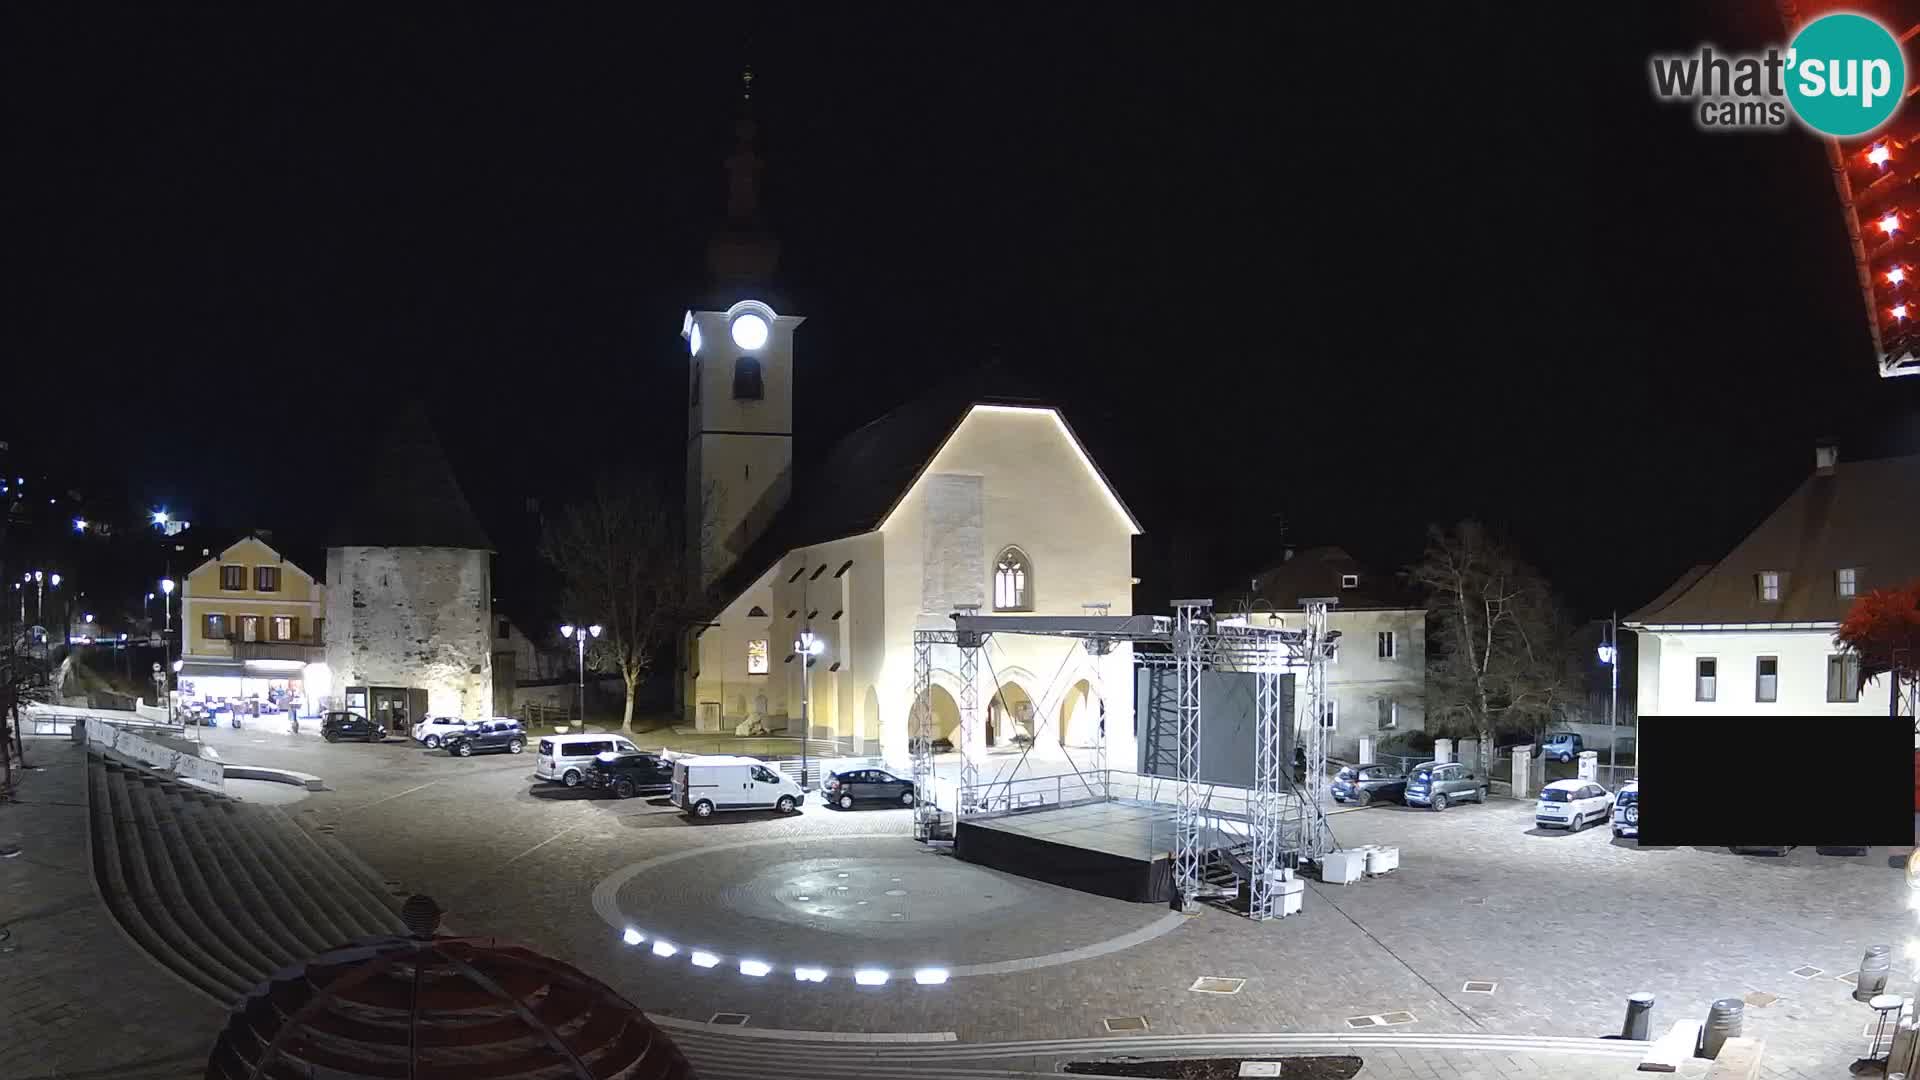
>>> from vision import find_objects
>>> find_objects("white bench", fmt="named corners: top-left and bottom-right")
top-left (1638, 1019), bottom-right (1702, 1072)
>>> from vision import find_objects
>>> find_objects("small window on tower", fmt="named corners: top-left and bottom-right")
top-left (732, 356), bottom-right (764, 400)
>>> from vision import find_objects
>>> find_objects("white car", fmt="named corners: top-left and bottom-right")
top-left (411, 715), bottom-right (477, 749)
top-left (1535, 778), bottom-right (1614, 832)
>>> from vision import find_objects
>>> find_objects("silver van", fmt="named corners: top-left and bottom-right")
top-left (535, 733), bottom-right (642, 787)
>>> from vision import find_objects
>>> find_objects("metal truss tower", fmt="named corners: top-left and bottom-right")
top-left (1171, 600), bottom-right (1211, 914)
top-left (1294, 597), bottom-right (1337, 862)
top-left (1247, 629), bottom-right (1284, 919)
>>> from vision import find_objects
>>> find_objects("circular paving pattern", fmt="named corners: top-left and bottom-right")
top-left (592, 834), bottom-right (1184, 984)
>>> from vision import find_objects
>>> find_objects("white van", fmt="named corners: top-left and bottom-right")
top-left (670, 755), bottom-right (805, 818)
top-left (535, 733), bottom-right (643, 787)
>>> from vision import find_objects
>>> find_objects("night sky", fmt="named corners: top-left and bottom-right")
top-left (9, 3), bottom-right (1920, 622)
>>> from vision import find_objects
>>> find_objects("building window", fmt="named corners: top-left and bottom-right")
top-left (1756, 571), bottom-right (1781, 602)
top-left (1341, 574), bottom-right (1359, 589)
top-left (272, 616), bottom-right (296, 642)
top-left (690, 360), bottom-right (701, 406)
top-left (497, 618), bottom-right (510, 638)
top-left (994, 546), bottom-right (1033, 612)
top-left (1695, 657), bottom-right (1717, 702)
top-left (1756, 656), bottom-right (1778, 703)
top-left (732, 356), bottom-right (764, 400)
top-left (1377, 698), bottom-right (1397, 731)
top-left (239, 615), bottom-right (261, 643)
top-left (254, 566), bottom-right (280, 592)
top-left (1320, 700), bottom-right (1338, 729)
top-left (1837, 567), bottom-right (1858, 598)
top-left (220, 565), bottom-right (246, 591)
top-left (1827, 653), bottom-right (1862, 703)
top-left (204, 614), bottom-right (228, 640)
top-left (1377, 631), bottom-right (1396, 659)
top-left (746, 639), bottom-right (769, 675)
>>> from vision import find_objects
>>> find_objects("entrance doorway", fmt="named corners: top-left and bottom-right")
top-left (368, 686), bottom-right (427, 735)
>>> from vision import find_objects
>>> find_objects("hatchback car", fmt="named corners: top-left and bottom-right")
top-left (1403, 761), bottom-right (1487, 811)
top-left (1331, 763), bottom-right (1407, 806)
top-left (1611, 779), bottom-right (1638, 839)
top-left (1540, 732), bottom-right (1585, 763)
top-left (1536, 778), bottom-right (1613, 831)
top-left (585, 751), bottom-right (675, 798)
top-left (410, 715), bottom-right (476, 749)
top-left (321, 711), bottom-right (384, 743)
top-left (823, 768), bottom-right (917, 809)
top-left (444, 719), bottom-right (527, 757)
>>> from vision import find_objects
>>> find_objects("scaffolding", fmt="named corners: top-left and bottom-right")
top-left (909, 601), bottom-right (1337, 918)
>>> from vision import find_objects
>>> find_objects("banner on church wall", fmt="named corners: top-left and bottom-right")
top-left (922, 473), bottom-right (984, 613)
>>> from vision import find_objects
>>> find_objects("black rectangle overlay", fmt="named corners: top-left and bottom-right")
top-left (1636, 716), bottom-right (1913, 848)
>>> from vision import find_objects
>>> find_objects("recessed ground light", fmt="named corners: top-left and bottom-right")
top-left (651, 941), bottom-right (677, 957)
top-left (690, 951), bottom-right (719, 968)
top-left (794, 967), bottom-right (827, 983)
top-left (1791, 966), bottom-right (1824, 979)
top-left (621, 928), bottom-right (643, 946)
top-left (1461, 981), bottom-right (1497, 994)
top-left (1103, 1016), bottom-right (1149, 1033)
top-left (1379, 1012), bottom-right (1416, 1025)
top-left (856, 900), bottom-right (869, 905)
top-left (854, 969), bottom-right (889, 986)
top-left (739, 960), bottom-right (771, 977)
top-left (913, 968), bottom-right (950, 985)
top-left (708, 1012), bottom-right (749, 1026)
top-left (1344, 1016), bottom-right (1380, 1029)
top-left (1743, 991), bottom-right (1777, 1008)
top-left (885, 889), bottom-right (908, 896)
top-left (837, 873), bottom-right (849, 878)
top-left (795, 895), bottom-right (811, 901)
top-left (1189, 977), bottom-right (1245, 994)
top-left (889, 912), bottom-right (905, 918)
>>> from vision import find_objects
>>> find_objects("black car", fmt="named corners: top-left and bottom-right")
top-left (823, 768), bottom-right (917, 810)
top-left (321, 711), bottom-right (383, 743)
top-left (584, 752), bottom-right (675, 798)
top-left (1330, 763), bottom-right (1407, 805)
top-left (445, 719), bottom-right (527, 757)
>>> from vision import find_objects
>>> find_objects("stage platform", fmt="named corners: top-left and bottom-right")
top-left (954, 800), bottom-right (1184, 904)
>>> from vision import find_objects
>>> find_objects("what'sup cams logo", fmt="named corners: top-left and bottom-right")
top-left (1651, 12), bottom-right (1906, 135)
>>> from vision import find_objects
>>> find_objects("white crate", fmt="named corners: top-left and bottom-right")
top-left (1365, 846), bottom-right (1400, 875)
top-left (1321, 849), bottom-right (1366, 884)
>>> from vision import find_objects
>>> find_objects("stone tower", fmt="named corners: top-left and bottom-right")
top-left (324, 409), bottom-right (494, 726)
top-left (685, 66), bottom-right (803, 588)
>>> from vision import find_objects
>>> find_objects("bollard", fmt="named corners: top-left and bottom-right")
top-left (1857, 944), bottom-right (1893, 1001)
top-left (1701, 997), bottom-right (1743, 1059)
top-left (1621, 991), bottom-right (1655, 1040)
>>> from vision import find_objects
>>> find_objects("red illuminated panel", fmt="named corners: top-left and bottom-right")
top-left (1779, 1), bottom-right (1920, 376)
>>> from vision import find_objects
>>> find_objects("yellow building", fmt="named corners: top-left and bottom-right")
top-left (178, 534), bottom-right (329, 710)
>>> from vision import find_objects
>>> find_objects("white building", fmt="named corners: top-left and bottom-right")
top-left (1625, 445), bottom-right (1917, 720)
top-left (680, 81), bottom-right (1142, 769)
top-left (1218, 546), bottom-right (1427, 763)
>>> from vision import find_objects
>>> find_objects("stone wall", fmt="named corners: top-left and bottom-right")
top-left (324, 546), bottom-right (493, 720)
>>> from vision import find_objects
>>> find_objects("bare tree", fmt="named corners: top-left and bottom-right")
top-left (541, 472), bottom-right (716, 733)
top-left (1405, 521), bottom-right (1580, 760)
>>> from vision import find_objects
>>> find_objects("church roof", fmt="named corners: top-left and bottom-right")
top-left (707, 363), bottom-right (1130, 606)
top-left (1626, 451), bottom-right (1920, 626)
top-left (326, 406), bottom-right (494, 551)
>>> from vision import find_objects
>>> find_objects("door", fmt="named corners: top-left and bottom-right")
top-left (750, 765), bottom-right (784, 805)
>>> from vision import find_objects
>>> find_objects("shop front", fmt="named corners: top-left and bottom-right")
top-left (342, 685), bottom-right (430, 735)
top-left (176, 659), bottom-right (323, 717)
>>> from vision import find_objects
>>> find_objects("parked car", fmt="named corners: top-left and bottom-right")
top-left (909, 736), bottom-right (955, 755)
top-left (1330, 763), bottom-right (1407, 806)
top-left (411, 715), bottom-right (476, 749)
top-left (823, 768), bottom-right (917, 809)
top-left (1403, 761), bottom-right (1487, 811)
top-left (1611, 779), bottom-right (1638, 839)
top-left (669, 755), bottom-right (805, 818)
top-left (585, 751), bottom-right (675, 798)
top-left (535, 733), bottom-right (647, 787)
top-left (1535, 778), bottom-right (1614, 832)
top-left (1540, 732), bottom-right (1584, 763)
top-left (445, 719), bottom-right (527, 757)
top-left (321, 711), bottom-right (383, 743)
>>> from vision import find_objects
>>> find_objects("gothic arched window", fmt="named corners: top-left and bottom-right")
top-left (994, 546), bottom-right (1033, 612)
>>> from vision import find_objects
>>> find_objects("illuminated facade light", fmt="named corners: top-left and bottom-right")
top-left (1880, 212), bottom-right (1901, 234)
top-left (1891, 267), bottom-right (1906, 285)
top-left (730, 312), bottom-right (770, 350)
top-left (1870, 144), bottom-right (1892, 166)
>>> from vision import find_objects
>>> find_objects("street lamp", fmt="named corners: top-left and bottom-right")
top-left (160, 579), bottom-right (176, 715)
top-left (560, 624), bottom-right (602, 728)
top-left (1597, 613), bottom-right (1620, 780)
top-left (72, 517), bottom-right (87, 533)
top-left (794, 628), bottom-right (825, 790)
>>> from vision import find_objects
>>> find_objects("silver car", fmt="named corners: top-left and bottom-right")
top-left (1403, 761), bottom-right (1488, 811)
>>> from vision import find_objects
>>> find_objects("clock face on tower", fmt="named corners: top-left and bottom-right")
top-left (689, 323), bottom-right (703, 356)
top-left (730, 312), bottom-right (770, 351)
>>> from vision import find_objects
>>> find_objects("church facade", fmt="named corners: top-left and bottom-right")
top-left (681, 74), bottom-right (1141, 770)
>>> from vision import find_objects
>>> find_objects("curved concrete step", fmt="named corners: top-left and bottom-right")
top-left (169, 795), bottom-right (311, 972)
top-left (259, 806), bottom-right (405, 938)
top-left (155, 787), bottom-right (302, 976)
top-left (238, 803), bottom-right (392, 945)
top-left (96, 763), bottom-right (249, 1003)
top-left (120, 777), bottom-right (273, 985)
top-left (194, 797), bottom-right (345, 957)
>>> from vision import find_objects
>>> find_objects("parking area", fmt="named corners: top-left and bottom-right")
top-left (184, 727), bottom-right (1911, 1077)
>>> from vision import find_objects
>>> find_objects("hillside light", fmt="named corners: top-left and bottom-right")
top-left (1897, 305), bottom-right (1911, 321)
top-left (1870, 144), bottom-right (1892, 166)
top-left (1891, 267), bottom-right (1907, 285)
top-left (73, 517), bottom-right (87, 532)
top-left (152, 510), bottom-right (169, 526)
top-left (1881, 212), bottom-right (1901, 234)
top-left (48, 573), bottom-right (59, 587)
top-left (83, 613), bottom-right (92, 623)
top-left (172, 660), bottom-right (183, 673)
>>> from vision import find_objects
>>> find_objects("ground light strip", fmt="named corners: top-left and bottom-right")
top-left (593, 833), bottom-right (1187, 987)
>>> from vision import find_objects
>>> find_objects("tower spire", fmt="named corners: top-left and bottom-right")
top-left (707, 62), bottom-right (780, 290)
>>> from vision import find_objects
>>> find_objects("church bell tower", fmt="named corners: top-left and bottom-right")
top-left (686, 67), bottom-right (801, 588)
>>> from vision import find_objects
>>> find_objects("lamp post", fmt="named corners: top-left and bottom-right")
top-left (559, 624), bottom-right (601, 728)
top-left (1597, 613), bottom-right (1620, 780)
top-left (160, 579), bottom-right (176, 720)
top-left (794, 628), bottom-right (825, 790)
top-left (171, 659), bottom-right (183, 730)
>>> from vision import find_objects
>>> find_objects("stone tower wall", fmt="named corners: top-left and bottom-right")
top-left (324, 546), bottom-right (493, 720)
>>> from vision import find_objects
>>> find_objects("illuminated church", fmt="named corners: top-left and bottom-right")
top-left (681, 74), bottom-right (1140, 769)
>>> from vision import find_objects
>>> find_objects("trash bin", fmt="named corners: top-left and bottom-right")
top-left (1702, 997), bottom-right (1743, 1059)
top-left (1621, 992), bottom-right (1655, 1041)
top-left (1858, 944), bottom-right (1893, 1001)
